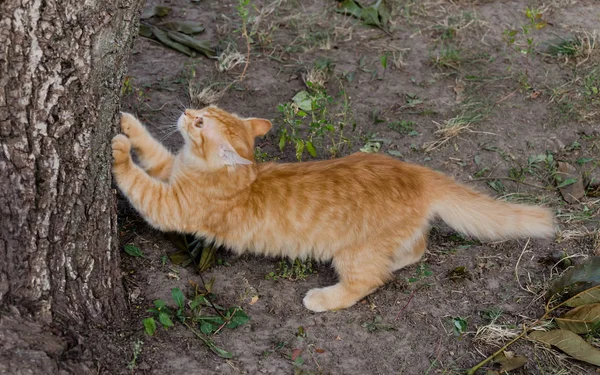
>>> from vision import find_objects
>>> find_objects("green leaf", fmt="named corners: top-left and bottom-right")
top-left (556, 303), bottom-right (600, 334)
top-left (210, 345), bottom-right (233, 359)
top-left (529, 329), bottom-right (600, 366)
top-left (158, 312), bottom-right (174, 328)
top-left (576, 157), bottom-right (595, 165)
top-left (198, 243), bottom-right (218, 272)
top-left (143, 317), bottom-right (157, 336)
top-left (379, 54), bottom-right (388, 69)
top-left (166, 31), bottom-right (216, 58)
top-left (335, 0), bottom-right (362, 19)
top-left (292, 91), bottom-right (313, 112)
top-left (200, 321), bottom-right (218, 335)
top-left (158, 21), bottom-right (205, 35)
top-left (140, 5), bottom-right (172, 20)
top-left (306, 141), bottom-right (317, 157)
top-left (154, 299), bottom-right (167, 309)
top-left (139, 23), bottom-right (153, 38)
top-left (295, 139), bottom-right (305, 161)
top-left (452, 317), bottom-right (468, 336)
top-left (124, 244), bottom-right (144, 257)
top-left (279, 133), bottom-right (287, 151)
top-left (172, 288), bottom-right (185, 309)
top-left (226, 308), bottom-right (250, 329)
top-left (168, 250), bottom-right (193, 267)
top-left (557, 178), bottom-right (577, 188)
top-left (151, 26), bottom-right (195, 56)
top-left (547, 257), bottom-right (600, 305)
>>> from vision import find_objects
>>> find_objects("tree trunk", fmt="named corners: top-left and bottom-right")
top-left (0, 0), bottom-right (144, 373)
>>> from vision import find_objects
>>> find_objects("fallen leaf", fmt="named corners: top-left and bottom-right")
top-left (493, 351), bottom-right (528, 372)
top-left (555, 161), bottom-right (585, 204)
top-left (140, 5), bottom-right (172, 20)
top-left (249, 295), bottom-right (259, 305)
top-left (556, 303), bottom-right (600, 334)
top-left (291, 348), bottom-right (302, 361)
top-left (158, 21), bottom-right (206, 35)
top-left (124, 244), bottom-right (144, 258)
top-left (167, 272), bottom-right (180, 280)
top-left (314, 348), bottom-right (326, 354)
top-left (151, 26), bottom-right (195, 56)
top-left (454, 79), bottom-right (465, 103)
top-left (529, 329), bottom-right (600, 366)
top-left (546, 257), bottom-right (600, 305)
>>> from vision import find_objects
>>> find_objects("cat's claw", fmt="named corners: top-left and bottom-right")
top-left (112, 134), bottom-right (132, 165)
top-left (120, 112), bottom-right (145, 139)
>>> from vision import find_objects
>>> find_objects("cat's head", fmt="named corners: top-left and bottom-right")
top-left (177, 105), bottom-right (271, 170)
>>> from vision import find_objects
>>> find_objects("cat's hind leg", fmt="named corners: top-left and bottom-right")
top-left (390, 232), bottom-right (427, 272)
top-left (303, 246), bottom-right (393, 312)
top-left (120, 112), bottom-right (175, 181)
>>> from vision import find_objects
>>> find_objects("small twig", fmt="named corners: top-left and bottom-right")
top-left (184, 237), bottom-right (227, 319)
top-left (214, 309), bottom-right (236, 335)
top-left (394, 286), bottom-right (421, 321)
top-left (515, 238), bottom-right (532, 293)
top-left (493, 90), bottom-right (518, 106)
top-left (466, 325), bottom-right (529, 375)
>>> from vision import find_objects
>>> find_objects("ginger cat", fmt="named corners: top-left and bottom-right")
top-left (112, 106), bottom-right (555, 312)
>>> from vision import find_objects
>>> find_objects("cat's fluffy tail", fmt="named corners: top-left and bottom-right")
top-left (430, 175), bottom-right (555, 240)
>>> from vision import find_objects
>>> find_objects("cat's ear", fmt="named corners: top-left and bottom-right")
top-left (219, 140), bottom-right (253, 166)
top-left (247, 118), bottom-right (272, 137)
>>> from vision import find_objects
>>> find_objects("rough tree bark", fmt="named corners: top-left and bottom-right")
top-left (0, 0), bottom-right (144, 373)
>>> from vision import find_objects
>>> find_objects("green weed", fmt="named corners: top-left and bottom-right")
top-left (407, 263), bottom-right (433, 283)
top-left (266, 259), bottom-right (315, 281)
top-left (127, 339), bottom-right (144, 371)
top-left (143, 286), bottom-right (249, 359)
top-left (278, 68), bottom-right (355, 160)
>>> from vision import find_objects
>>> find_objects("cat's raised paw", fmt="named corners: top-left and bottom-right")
top-left (120, 112), bottom-right (145, 138)
top-left (112, 134), bottom-right (132, 165)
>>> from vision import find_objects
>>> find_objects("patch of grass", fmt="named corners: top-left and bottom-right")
top-left (424, 99), bottom-right (490, 152)
top-left (387, 119), bottom-right (415, 134)
top-left (546, 31), bottom-right (597, 64)
top-left (430, 45), bottom-right (463, 70)
top-left (266, 258), bottom-right (315, 281)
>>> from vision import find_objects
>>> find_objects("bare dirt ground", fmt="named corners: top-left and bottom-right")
top-left (107, 0), bottom-right (600, 374)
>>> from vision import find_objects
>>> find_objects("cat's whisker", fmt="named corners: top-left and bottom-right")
top-left (159, 127), bottom-right (181, 142)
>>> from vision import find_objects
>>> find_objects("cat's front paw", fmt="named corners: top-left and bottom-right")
top-left (112, 134), bottom-right (132, 166)
top-left (120, 112), bottom-right (145, 139)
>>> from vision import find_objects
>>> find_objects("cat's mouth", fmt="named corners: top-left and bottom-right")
top-left (193, 116), bottom-right (204, 128)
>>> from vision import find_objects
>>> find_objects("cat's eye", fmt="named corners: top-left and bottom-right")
top-left (194, 117), bottom-right (204, 128)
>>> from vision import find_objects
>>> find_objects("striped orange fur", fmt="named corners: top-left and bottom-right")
top-left (112, 106), bottom-right (555, 312)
